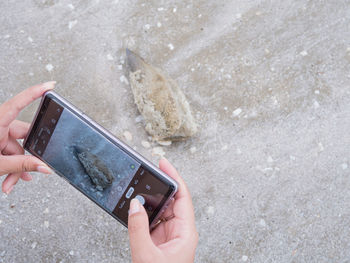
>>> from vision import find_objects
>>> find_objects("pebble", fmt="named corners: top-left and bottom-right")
top-left (157, 22), bottom-right (162, 28)
top-left (123, 131), bottom-right (132, 141)
top-left (43, 208), bottom-right (49, 214)
top-left (31, 242), bottom-right (37, 249)
top-left (236, 13), bottom-right (242, 19)
top-left (313, 100), bottom-right (320, 109)
top-left (318, 142), bottom-right (324, 152)
top-left (173, 7), bottom-right (177, 13)
top-left (135, 115), bottom-right (144, 123)
top-left (259, 218), bottom-right (266, 227)
top-left (290, 155), bottom-right (296, 161)
top-left (236, 148), bottom-right (242, 155)
top-left (68, 20), bottom-right (78, 30)
top-left (45, 64), bottom-right (54, 72)
top-left (27, 36), bottom-right (33, 42)
top-left (141, 140), bottom-right (151, 148)
top-left (221, 145), bottom-right (228, 150)
top-left (143, 24), bottom-right (151, 30)
top-left (152, 147), bottom-right (165, 157)
top-left (314, 90), bottom-right (320, 94)
top-left (119, 75), bottom-right (129, 84)
top-left (190, 146), bottom-right (197, 153)
top-left (157, 140), bottom-right (172, 146)
top-left (206, 206), bottom-right (215, 215)
top-left (67, 4), bottom-right (74, 10)
top-left (168, 43), bottom-right (174, 50)
top-left (69, 250), bottom-right (74, 256)
top-left (232, 108), bottom-right (242, 117)
top-left (106, 54), bottom-right (114, 61)
top-left (267, 156), bottom-right (273, 163)
top-left (44, 221), bottom-right (49, 228)
top-left (341, 163), bottom-right (348, 170)
top-left (300, 50), bottom-right (308, 56)
top-left (242, 255), bottom-right (248, 261)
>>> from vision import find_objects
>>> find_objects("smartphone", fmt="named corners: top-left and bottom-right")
top-left (23, 91), bottom-right (178, 229)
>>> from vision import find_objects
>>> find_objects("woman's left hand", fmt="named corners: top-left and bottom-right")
top-left (0, 82), bottom-right (56, 194)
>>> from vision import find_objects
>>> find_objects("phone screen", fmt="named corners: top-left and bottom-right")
top-left (24, 93), bottom-right (176, 226)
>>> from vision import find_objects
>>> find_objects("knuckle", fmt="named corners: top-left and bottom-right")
top-left (0, 157), bottom-right (6, 175)
top-left (22, 156), bottom-right (34, 172)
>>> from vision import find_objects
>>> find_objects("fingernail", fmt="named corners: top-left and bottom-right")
top-left (37, 166), bottom-right (52, 174)
top-left (42, 81), bottom-right (56, 89)
top-left (129, 198), bottom-right (140, 215)
top-left (5, 185), bottom-right (14, 195)
top-left (159, 157), bottom-right (168, 164)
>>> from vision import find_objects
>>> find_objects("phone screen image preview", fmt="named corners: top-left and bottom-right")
top-left (27, 96), bottom-right (172, 224)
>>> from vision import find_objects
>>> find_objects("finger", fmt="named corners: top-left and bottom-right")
top-left (2, 173), bottom-right (21, 194)
top-left (161, 197), bottom-right (175, 218)
top-left (159, 158), bottom-right (190, 200)
top-left (9, 120), bottom-right (30, 139)
top-left (128, 199), bottom-right (157, 262)
top-left (0, 155), bottom-right (52, 176)
top-left (0, 81), bottom-right (55, 128)
top-left (159, 158), bottom-right (195, 222)
top-left (1, 172), bottom-right (32, 194)
top-left (159, 158), bottom-right (191, 201)
top-left (1, 138), bottom-right (24, 155)
top-left (20, 172), bottom-right (33, 181)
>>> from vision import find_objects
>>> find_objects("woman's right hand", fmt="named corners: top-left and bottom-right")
top-left (128, 158), bottom-right (198, 263)
top-left (0, 82), bottom-right (55, 194)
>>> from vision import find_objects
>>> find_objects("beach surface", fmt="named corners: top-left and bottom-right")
top-left (0, 1), bottom-right (350, 262)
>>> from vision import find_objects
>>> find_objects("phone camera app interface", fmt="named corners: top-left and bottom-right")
top-left (28, 97), bottom-right (172, 225)
top-left (113, 167), bottom-right (172, 224)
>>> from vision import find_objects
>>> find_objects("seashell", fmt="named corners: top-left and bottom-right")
top-left (126, 49), bottom-right (197, 141)
top-left (73, 146), bottom-right (114, 191)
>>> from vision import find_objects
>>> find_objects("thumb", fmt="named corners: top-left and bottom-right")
top-left (128, 198), bottom-right (156, 261)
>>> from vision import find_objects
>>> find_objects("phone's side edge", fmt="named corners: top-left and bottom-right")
top-left (23, 91), bottom-right (50, 148)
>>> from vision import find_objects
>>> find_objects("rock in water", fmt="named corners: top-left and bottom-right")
top-left (73, 146), bottom-right (114, 191)
top-left (126, 49), bottom-right (197, 141)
